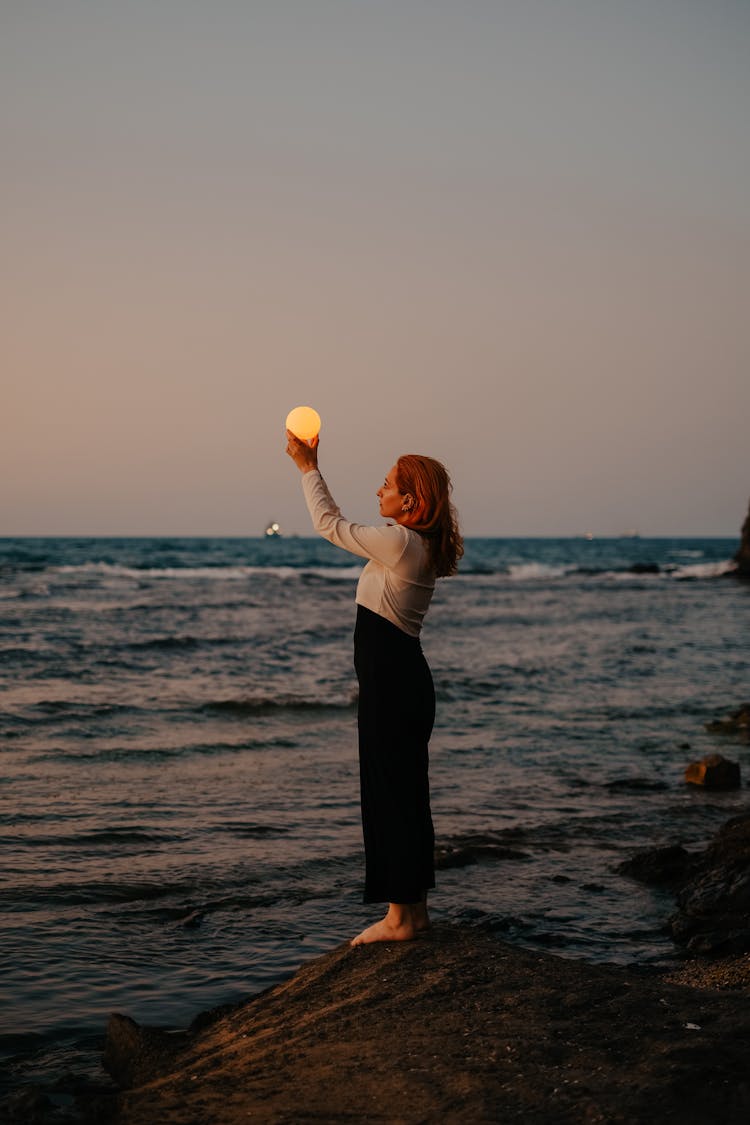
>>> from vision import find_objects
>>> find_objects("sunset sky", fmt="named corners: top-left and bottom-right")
top-left (3, 1), bottom-right (748, 536)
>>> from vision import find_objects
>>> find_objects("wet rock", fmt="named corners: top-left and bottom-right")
top-left (617, 844), bottom-right (695, 886)
top-left (684, 753), bottom-right (741, 789)
top-left (669, 813), bottom-right (750, 955)
top-left (706, 703), bottom-right (750, 741)
top-left (629, 562), bottom-right (660, 574)
top-left (733, 496), bottom-right (750, 579)
top-left (103, 1013), bottom-right (188, 1089)
top-left (702, 811), bottom-right (750, 865)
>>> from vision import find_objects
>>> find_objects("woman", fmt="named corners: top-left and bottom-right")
top-left (286, 430), bottom-right (463, 945)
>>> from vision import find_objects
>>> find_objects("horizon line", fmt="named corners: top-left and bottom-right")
top-left (0, 532), bottom-right (741, 542)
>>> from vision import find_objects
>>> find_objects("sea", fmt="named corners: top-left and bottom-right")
top-left (1, 534), bottom-right (747, 1107)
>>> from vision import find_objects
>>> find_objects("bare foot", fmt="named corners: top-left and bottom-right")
top-left (351, 915), bottom-right (418, 946)
top-left (414, 903), bottom-right (431, 933)
top-left (350, 902), bottom-right (429, 946)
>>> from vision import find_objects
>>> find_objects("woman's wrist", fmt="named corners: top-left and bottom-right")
top-left (286, 429), bottom-right (319, 474)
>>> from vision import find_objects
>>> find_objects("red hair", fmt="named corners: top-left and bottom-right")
top-left (396, 454), bottom-right (463, 577)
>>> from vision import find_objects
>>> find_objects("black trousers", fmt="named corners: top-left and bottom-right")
top-left (353, 605), bottom-right (436, 904)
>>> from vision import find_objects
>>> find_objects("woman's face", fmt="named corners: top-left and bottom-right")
top-left (377, 464), bottom-right (407, 522)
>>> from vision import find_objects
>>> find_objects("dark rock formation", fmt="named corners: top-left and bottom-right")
top-left (706, 703), bottom-right (750, 742)
top-left (618, 813), bottom-right (750, 956)
top-left (734, 496), bottom-right (750, 579)
top-left (112, 925), bottom-right (750, 1125)
top-left (669, 813), bottom-right (750, 954)
top-left (684, 753), bottom-right (741, 789)
top-left (617, 844), bottom-right (695, 885)
top-left (103, 1013), bottom-right (188, 1089)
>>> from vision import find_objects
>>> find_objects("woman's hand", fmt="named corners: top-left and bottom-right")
top-left (285, 429), bottom-right (319, 474)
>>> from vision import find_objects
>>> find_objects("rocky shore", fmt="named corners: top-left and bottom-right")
top-left (100, 925), bottom-right (750, 1125)
top-left (5, 813), bottom-right (750, 1125)
top-left (102, 810), bottom-right (750, 1124)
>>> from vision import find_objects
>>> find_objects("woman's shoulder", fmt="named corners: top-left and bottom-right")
top-left (401, 527), bottom-right (435, 573)
top-left (372, 524), bottom-right (431, 573)
top-left (372, 522), bottom-right (410, 551)
top-left (378, 521), bottom-right (409, 537)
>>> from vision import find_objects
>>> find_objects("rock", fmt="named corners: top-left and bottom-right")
top-left (106, 926), bottom-right (750, 1125)
top-left (669, 812), bottom-right (750, 955)
top-left (103, 1013), bottom-right (188, 1089)
top-left (702, 811), bottom-right (750, 864)
top-left (706, 703), bottom-right (750, 741)
top-left (734, 496), bottom-right (750, 579)
top-left (617, 844), bottom-right (694, 885)
top-left (102, 1014), bottom-right (141, 1087)
top-left (629, 562), bottom-right (660, 574)
top-left (684, 753), bottom-right (741, 789)
top-left (617, 814), bottom-right (750, 956)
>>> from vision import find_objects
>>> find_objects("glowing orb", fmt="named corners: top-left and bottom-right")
top-left (285, 405), bottom-right (321, 442)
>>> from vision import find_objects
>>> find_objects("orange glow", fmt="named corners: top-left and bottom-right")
top-left (286, 406), bottom-right (321, 442)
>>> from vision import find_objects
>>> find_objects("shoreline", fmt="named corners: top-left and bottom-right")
top-left (98, 926), bottom-right (750, 1124)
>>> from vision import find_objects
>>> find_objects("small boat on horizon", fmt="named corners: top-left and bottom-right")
top-left (264, 521), bottom-right (282, 537)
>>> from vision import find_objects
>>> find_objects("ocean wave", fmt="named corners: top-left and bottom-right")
top-left (0, 646), bottom-right (51, 664)
top-left (53, 562), bottom-right (362, 582)
top-left (214, 822), bottom-right (291, 838)
top-left (2, 827), bottom-right (184, 848)
top-left (604, 777), bottom-right (670, 793)
top-left (31, 735), bottom-right (299, 764)
top-left (501, 560), bottom-right (736, 582)
top-left (3, 878), bottom-right (199, 907)
top-left (7, 556), bottom-right (737, 588)
top-left (198, 692), bottom-right (356, 716)
top-left (435, 833), bottom-right (530, 869)
top-left (457, 562), bottom-right (665, 581)
top-left (506, 562), bottom-right (576, 581)
top-left (16, 700), bottom-right (139, 722)
top-left (120, 634), bottom-right (222, 652)
top-left (670, 559), bottom-right (737, 580)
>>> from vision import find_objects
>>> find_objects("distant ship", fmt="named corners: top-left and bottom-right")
top-left (264, 521), bottom-right (282, 537)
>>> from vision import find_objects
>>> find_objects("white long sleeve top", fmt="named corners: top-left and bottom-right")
top-left (301, 469), bottom-right (436, 637)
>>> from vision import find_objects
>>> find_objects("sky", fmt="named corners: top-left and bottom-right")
top-left (2, 0), bottom-right (749, 537)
